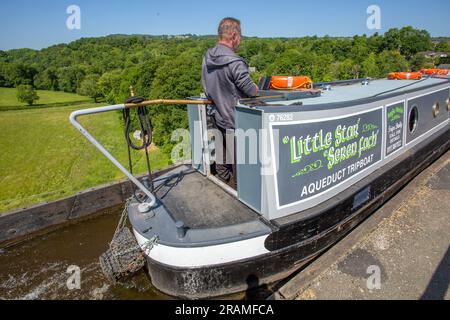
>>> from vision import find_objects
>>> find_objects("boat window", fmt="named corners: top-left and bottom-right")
top-left (409, 106), bottom-right (419, 134)
top-left (432, 102), bottom-right (440, 118)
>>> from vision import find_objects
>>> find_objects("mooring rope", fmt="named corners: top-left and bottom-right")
top-left (112, 197), bottom-right (132, 240)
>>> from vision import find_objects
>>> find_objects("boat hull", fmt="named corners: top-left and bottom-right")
top-left (142, 128), bottom-right (449, 299)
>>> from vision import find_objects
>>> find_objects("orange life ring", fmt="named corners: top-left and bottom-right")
top-left (420, 68), bottom-right (450, 76)
top-left (388, 72), bottom-right (422, 80)
top-left (269, 76), bottom-right (313, 90)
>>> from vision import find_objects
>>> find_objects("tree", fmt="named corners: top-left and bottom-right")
top-left (361, 53), bottom-right (379, 78)
top-left (382, 27), bottom-right (432, 58)
top-left (78, 75), bottom-right (102, 102)
top-left (0, 50), bottom-right (7, 61)
top-left (311, 53), bottom-right (335, 82)
top-left (98, 69), bottom-right (122, 104)
top-left (336, 58), bottom-right (358, 80)
top-left (135, 58), bottom-right (165, 97)
top-left (409, 53), bottom-right (434, 71)
top-left (16, 85), bottom-right (39, 106)
top-left (3, 63), bottom-right (37, 86)
top-left (57, 67), bottom-right (77, 93)
top-left (332, 39), bottom-right (353, 60)
top-left (381, 28), bottom-right (402, 52)
top-left (376, 50), bottom-right (410, 75)
top-left (0, 62), bottom-right (12, 87)
top-left (118, 66), bottom-right (141, 103)
top-left (435, 41), bottom-right (450, 53)
top-left (367, 32), bottom-right (383, 54)
top-left (1, 32), bottom-right (446, 158)
top-left (148, 53), bottom-right (202, 147)
top-left (34, 67), bottom-right (58, 90)
top-left (438, 56), bottom-right (450, 66)
top-left (398, 27), bottom-right (432, 58)
top-left (267, 49), bottom-right (312, 76)
top-left (239, 39), bottom-right (268, 61)
top-left (351, 35), bottom-right (369, 64)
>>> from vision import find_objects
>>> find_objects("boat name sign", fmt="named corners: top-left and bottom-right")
top-left (271, 108), bottom-right (383, 208)
top-left (385, 102), bottom-right (405, 156)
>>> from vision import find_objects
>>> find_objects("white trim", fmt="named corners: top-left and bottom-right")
top-left (134, 230), bottom-right (270, 268)
top-left (405, 120), bottom-right (449, 150)
top-left (269, 106), bottom-right (383, 210)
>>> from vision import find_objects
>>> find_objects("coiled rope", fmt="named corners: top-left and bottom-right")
top-left (122, 98), bottom-right (155, 197)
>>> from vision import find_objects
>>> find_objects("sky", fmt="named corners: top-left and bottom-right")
top-left (0, 0), bottom-right (449, 50)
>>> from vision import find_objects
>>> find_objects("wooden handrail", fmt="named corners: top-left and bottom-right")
top-left (124, 99), bottom-right (213, 109)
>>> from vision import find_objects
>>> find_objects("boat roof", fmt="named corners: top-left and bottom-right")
top-left (265, 77), bottom-right (450, 106)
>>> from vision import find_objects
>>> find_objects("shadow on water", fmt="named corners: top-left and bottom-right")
top-left (420, 246), bottom-right (450, 300)
top-left (244, 275), bottom-right (273, 300)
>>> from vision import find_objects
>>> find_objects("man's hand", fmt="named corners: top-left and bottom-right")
top-left (253, 84), bottom-right (259, 97)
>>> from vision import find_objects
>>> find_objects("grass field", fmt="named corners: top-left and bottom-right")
top-left (0, 103), bottom-right (171, 213)
top-left (0, 87), bottom-right (91, 109)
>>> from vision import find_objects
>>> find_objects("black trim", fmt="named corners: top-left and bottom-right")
top-left (258, 76), bottom-right (272, 91)
top-left (265, 128), bottom-right (450, 251)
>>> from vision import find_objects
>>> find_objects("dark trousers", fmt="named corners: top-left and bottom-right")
top-left (211, 117), bottom-right (236, 185)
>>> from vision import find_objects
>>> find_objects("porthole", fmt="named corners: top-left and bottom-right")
top-left (409, 106), bottom-right (419, 134)
top-left (432, 102), bottom-right (440, 118)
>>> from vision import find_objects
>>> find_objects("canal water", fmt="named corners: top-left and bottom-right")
top-left (0, 205), bottom-right (269, 300)
top-left (0, 206), bottom-right (172, 300)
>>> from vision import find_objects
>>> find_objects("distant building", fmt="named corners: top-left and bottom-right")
top-left (166, 35), bottom-right (191, 40)
top-left (418, 51), bottom-right (448, 59)
top-left (438, 64), bottom-right (450, 69)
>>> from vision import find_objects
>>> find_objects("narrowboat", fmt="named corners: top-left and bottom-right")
top-left (70, 74), bottom-right (450, 299)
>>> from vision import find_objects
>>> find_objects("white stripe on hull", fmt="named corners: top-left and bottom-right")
top-left (133, 230), bottom-right (270, 268)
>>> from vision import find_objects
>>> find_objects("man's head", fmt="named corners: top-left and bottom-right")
top-left (218, 17), bottom-right (242, 51)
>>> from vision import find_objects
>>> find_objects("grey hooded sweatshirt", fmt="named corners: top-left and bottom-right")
top-left (202, 44), bottom-right (258, 129)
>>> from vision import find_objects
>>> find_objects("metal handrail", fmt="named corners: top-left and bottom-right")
top-left (69, 99), bottom-right (212, 209)
top-left (70, 104), bottom-right (158, 207)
